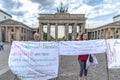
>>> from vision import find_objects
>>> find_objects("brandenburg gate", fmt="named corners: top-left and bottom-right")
top-left (38, 5), bottom-right (87, 41)
top-left (38, 13), bottom-right (86, 41)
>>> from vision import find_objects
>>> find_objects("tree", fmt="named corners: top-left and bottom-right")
top-left (43, 32), bottom-right (55, 41)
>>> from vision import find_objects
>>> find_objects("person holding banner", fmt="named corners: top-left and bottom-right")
top-left (77, 33), bottom-right (98, 80)
top-left (34, 33), bottom-right (58, 80)
top-left (77, 33), bottom-right (89, 80)
top-left (34, 33), bottom-right (40, 41)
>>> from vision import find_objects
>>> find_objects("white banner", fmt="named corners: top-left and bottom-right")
top-left (8, 41), bottom-right (59, 80)
top-left (59, 39), bottom-right (106, 55)
top-left (106, 39), bottom-right (120, 69)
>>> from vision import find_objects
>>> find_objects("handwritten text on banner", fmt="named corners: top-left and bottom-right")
top-left (8, 41), bottom-right (59, 80)
top-left (59, 39), bottom-right (106, 55)
top-left (106, 39), bottom-right (120, 69)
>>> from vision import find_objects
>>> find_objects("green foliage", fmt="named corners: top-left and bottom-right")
top-left (43, 32), bottom-right (55, 41)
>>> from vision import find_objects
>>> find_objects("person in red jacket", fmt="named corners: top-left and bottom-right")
top-left (76, 33), bottom-right (89, 80)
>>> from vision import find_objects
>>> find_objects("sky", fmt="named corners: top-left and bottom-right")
top-left (0, 0), bottom-right (120, 37)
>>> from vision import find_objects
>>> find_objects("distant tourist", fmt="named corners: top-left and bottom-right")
top-left (10, 38), bottom-right (13, 45)
top-left (0, 41), bottom-right (4, 50)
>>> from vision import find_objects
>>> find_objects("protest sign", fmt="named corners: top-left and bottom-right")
top-left (8, 41), bottom-right (59, 80)
top-left (59, 39), bottom-right (106, 55)
top-left (106, 39), bottom-right (120, 69)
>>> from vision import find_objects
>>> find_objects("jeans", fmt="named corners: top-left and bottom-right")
top-left (78, 60), bottom-right (88, 77)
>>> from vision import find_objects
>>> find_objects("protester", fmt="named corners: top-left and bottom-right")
top-left (33, 33), bottom-right (58, 80)
top-left (76, 33), bottom-right (89, 80)
top-left (33, 33), bottom-right (40, 41)
top-left (77, 33), bottom-right (98, 80)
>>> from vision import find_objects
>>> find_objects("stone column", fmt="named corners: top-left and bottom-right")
top-left (114, 28), bottom-right (117, 38)
top-left (102, 29), bottom-right (104, 39)
top-left (108, 28), bottom-right (111, 38)
top-left (79, 25), bottom-right (81, 32)
top-left (73, 23), bottom-right (77, 39)
top-left (23, 28), bottom-right (25, 41)
top-left (92, 32), bottom-right (94, 39)
top-left (55, 24), bottom-right (58, 40)
top-left (0, 27), bottom-right (1, 41)
top-left (97, 31), bottom-right (98, 39)
top-left (28, 29), bottom-right (30, 40)
top-left (93, 31), bottom-right (95, 39)
top-left (71, 26), bottom-right (74, 40)
top-left (5, 27), bottom-right (8, 42)
top-left (95, 31), bottom-right (96, 39)
top-left (96, 31), bottom-right (98, 39)
top-left (64, 23), bottom-right (69, 40)
top-left (27, 30), bottom-right (29, 40)
top-left (39, 23), bottom-right (43, 40)
top-left (99, 30), bottom-right (102, 39)
top-left (81, 23), bottom-right (85, 33)
top-left (95, 31), bottom-right (97, 39)
top-left (104, 29), bottom-right (106, 39)
top-left (47, 23), bottom-right (50, 41)
top-left (26, 29), bottom-right (28, 40)
top-left (19, 27), bottom-right (21, 41)
top-left (14, 27), bottom-right (16, 40)
top-left (25, 29), bottom-right (27, 40)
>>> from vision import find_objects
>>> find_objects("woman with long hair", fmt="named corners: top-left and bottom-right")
top-left (76, 33), bottom-right (89, 80)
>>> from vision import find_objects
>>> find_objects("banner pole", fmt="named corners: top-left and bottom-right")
top-left (57, 42), bottom-right (60, 80)
top-left (105, 53), bottom-right (110, 80)
top-left (105, 40), bottom-right (110, 80)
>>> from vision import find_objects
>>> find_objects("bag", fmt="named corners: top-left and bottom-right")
top-left (89, 54), bottom-right (93, 62)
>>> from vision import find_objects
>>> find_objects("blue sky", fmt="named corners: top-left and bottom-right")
top-left (0, 0), bottom-right (120, 37)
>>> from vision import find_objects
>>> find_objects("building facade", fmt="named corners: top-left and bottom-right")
top-left (0, 9), bottom-right (12, 21)
top-left (87, 20), bottom-right (120, 40)
top-left (38, 13), bottom-right (87, 40)
top-left (0, 19), bottom-right (34, 42)
top-left (113, 15), bottom-right (120, 22)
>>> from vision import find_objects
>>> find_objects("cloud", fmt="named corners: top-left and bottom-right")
top-left (86, 20), bottom-right (113, 28)
top-left (84, 1), bottom-right (120, 19)
top-left (0, 0), bottom-right (120, 30)
top-left (29, 0), bottom-right (57, 13)
top-left (0, 0), bottom-right (23, 15)
top-left (0, 0), bottom-right (22, 9)
top-left (83, 0), bottom-right (103, 6)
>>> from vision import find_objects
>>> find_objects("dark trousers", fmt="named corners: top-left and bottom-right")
top-left (1, 45), bottom-right (3, 50)
top-left (78, 60), bottom-right (88, 77)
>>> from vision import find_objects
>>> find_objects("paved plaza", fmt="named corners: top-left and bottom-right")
top-left (0, 43), bottom-right (120, 80)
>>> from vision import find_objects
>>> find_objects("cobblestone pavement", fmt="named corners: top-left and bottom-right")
top-left (59, 54), bottom-right (120, 80)
top-left (0, 43), bottom-right (20, 80)
top-left (0, 43), bottom-right (120, 80)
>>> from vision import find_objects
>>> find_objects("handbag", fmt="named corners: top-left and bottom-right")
top-left (89, 54), bottom-right (93, 62)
